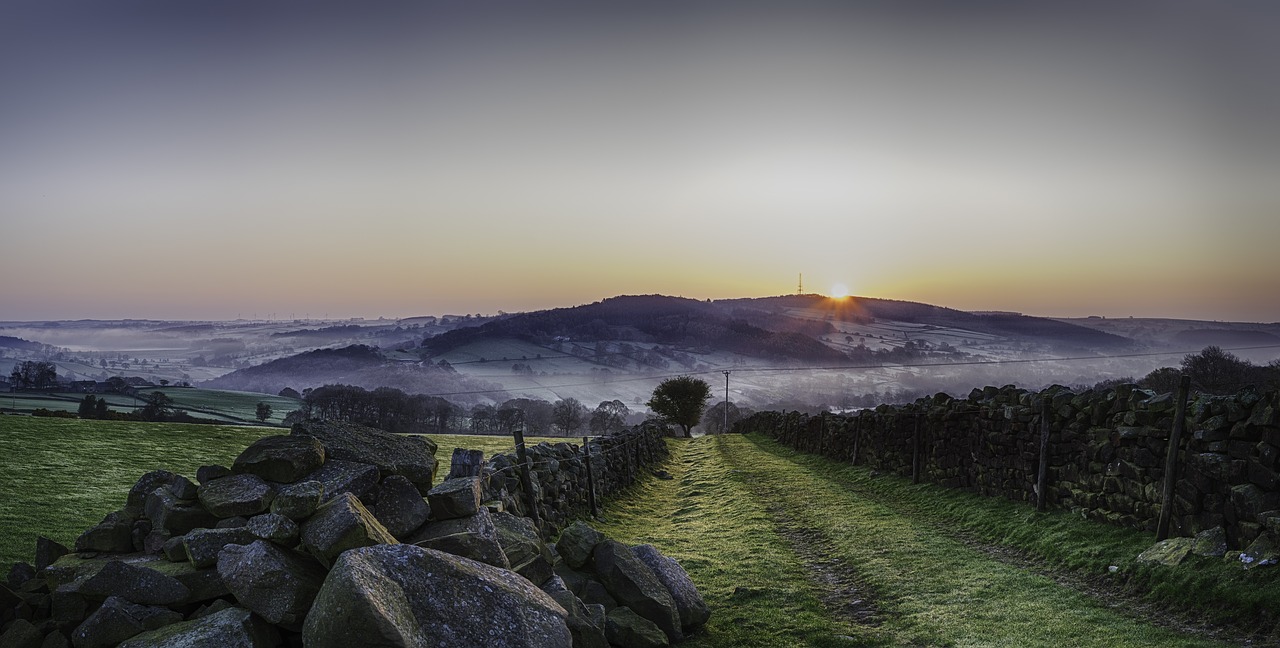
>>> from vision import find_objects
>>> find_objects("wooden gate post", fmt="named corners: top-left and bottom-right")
top-left (1157, 375), bottom-right (1193, 540)
top-left (1037, 396), bottom-right (1051, 512)
top-left (513, 419), bottom-right (541, 530)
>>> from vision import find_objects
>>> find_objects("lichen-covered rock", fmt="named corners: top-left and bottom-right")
top-left (1136, 537), bottom-right (1194, 566)
top-left (373, 475), bottom-right (431, 538)
top-left (217, 540), bottom-right (326, 630)
top-left (1240, 533), bottom-right (1279, 569)
top-left (232, 435), bottom-right (325, 484)
top-left (301, 544), bottom-right (570, 648)
top-left (116, 606), bottom-right (280, 648)
top-left (196, 474), bottom-right (275, 519)
top-left (70, 595), bottom-right (182, 648)
top-left (300, 492), bottom-right (397, 567)
top-left (407, 507), bottom-right (509, 569)
top-left (270, 480), bottom-right (325, 520)
top-left (126, 471), bottom-right (195, 508)
top-left (291, 420), bottom-right (439, 493)
top-left (73, 560), bottom-right (189, 606)
top-left (144, 488), bottom-right (217, 536)
top-left (75, 511), bottom-right (137, 553)
top-left (631, 544), bottom-right (710, 630)
top-left (427, 477), bottom-right (482, 520)
top-left (246, 513), bottom-right (299, 545)
top-left (1191, 527), bottom-right (1228, 558)
top-left (541, 575), bottom-right (608, 648)
top-left (556, 521), bottom-right (604, 570)
top-left (591, 540), bottom-right (681, 642)
top-left (195, 466), bottom-right (231, 485)
top-left (301, 460), bottom-right (380, 503)
top-left (493, 511), bottom-right (554, 586)
top-left (605, 607), bottom-right (669, 648)
top-left (36, 536), bottom-right (70, 571)
top-left (183, 527), bottom-right (255, 569)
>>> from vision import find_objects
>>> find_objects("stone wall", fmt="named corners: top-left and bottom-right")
top-left (737, 384), bottom-right (1280, 549)
top-left (481, 423), bottom-right (671, 534)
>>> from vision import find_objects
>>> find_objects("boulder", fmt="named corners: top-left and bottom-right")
top-left (591, 540), bottom-right (681, 642)
top-left (407, 507), bottom-right (509, 569)
top-left (195, 466), bottom-right (231, 485)
top-left (372, 475), bottom-right (431, 538)
top-left (246, 513), bottom-right (299, 545)
top-left (232, 435), bottom-right (325, 483)
top-left (1240, 533), bottom-right (1279, 569)
top-left (42, 630), bottom-right (72, 648)
top-left (300, 492), bottom-right (397, 567)
top-left (7, 561), bottom-right (35, 588)
top-left (217, 540), bottom-right (326, 630)
top-left (73, 560), bottom-right (189, 606)
top-left (301, 544), bottom-right (570, 648)
top-left (427, 477), bottom-right (482, 520)
top-left (301, 460), bottom-right (380, 503)
top-left (492, 511), bottom-right (554, 586)
top-left (605, 607), bottom-right (669, 648)
top-left (631, 544), bottom-right (710, 629)
top-left (126, 471), bottom-right (195, 508)
top-left (115, 606), bottom-right (279, 648)
top-left (291, 420), bottom-right (439, 493)
top-left (0, 619), bottom-right (42, 648)
top-left (556, 521), bottom-right (604, 570)
top-left (70, 596), bottom-right (182, 648)
top-left (540, 575), bottom-right (608, 648)
top-left (75, 511), bottom-right (136, 553)
top-left (1136, 537), bottom-right (1194, 566)
top-left (35, 536), bottom-right (70, 571)
top-left (183, 528), bottom-right (256, 569)
top-left (196, 474), bottom-right (275, 519)
top-left (270, 480), bottom-right (324, 520)
top-left (1191, 527), bottom-right (1228, 558)
top-left (143, 488), bottom-right (217, 536)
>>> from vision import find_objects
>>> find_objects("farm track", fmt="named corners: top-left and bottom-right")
top-left (699, 435), bottom-right (1237, 647)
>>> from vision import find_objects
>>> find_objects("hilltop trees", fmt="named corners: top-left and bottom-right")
top-left (9, 361), bottom-right (57, 390)
top-left (647, 376), bottom-right (711, 438)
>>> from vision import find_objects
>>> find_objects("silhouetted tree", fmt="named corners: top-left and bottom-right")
top-left (77, 395), bottom-right (98, 419)
top-left (647, 376), bottom-right (711, 438)
top-left (10, 361), bottom-right (57, 390)
top-left (589, 400), bottom-right (630, 435)
top-left (552, 398), bottom-right (588, 436)
top-left (140, 391), bottom-right (175, 421)
top-left (1139, 367), bottom-right (1183, 394)
top-left (1182, 346), bottom-right (1252, 394)
top-left (255, 402), bottom-right (273, 423)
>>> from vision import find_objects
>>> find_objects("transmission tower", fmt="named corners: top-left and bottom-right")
top-left (797, 273), bottom-right (803, 295)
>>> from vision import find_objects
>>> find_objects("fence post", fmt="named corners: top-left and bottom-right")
top-left (583, 436), bottom-right (600, 518)
top-left (852, 417), bottom-right (861, 465)
top-left (1157, 375), bottom-right (1193, 540)
top-left (512, 420), bottom-right (541, 531)
top-left (1037, 396), bottom-right (1051, 512)
top-left (912, 413), bottom-right (922, 484)
top-left (819, 412), bottom-right (826, 456)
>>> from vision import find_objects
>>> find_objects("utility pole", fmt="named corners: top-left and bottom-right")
top-left (722, 371), bottom-right (731, 433)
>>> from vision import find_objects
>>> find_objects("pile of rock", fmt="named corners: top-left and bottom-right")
top-left (0, 421), bottom-right (707, 648)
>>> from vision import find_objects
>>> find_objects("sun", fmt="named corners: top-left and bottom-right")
top-left (831, 283), bottom-right (849, 298)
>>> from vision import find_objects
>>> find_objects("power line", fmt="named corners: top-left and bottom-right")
top-left (420, 343), bottom-right (1280, 398)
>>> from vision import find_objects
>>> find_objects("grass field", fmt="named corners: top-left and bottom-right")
top-left (0, 417), bottom-right (557, 569)
top-left (0, 387), bottom-right (302, 425)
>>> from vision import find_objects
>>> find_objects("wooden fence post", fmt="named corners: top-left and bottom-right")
top-left (912, 413), bottom-right (922, 484)
top-left (512, 419), bottom-right (541, 531)
top-left (1037, 396), bottom-right (1051, 512)
top-left (1157, 375), bottom-right (1193, 540)
top-left (582, 436), bottom-right (600, 518)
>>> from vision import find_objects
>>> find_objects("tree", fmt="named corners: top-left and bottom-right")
top-left (589, 400), bottom-right (630, 435)
top-left (646, 376), bottom-right (711, 438)
top-left (255, 401), bottom-right (273, 423)
top-left (551, 398), bottom-right (588, 436)
top-left (1182, 346), bottom-right (1252, 394)
top-left (94, 397), bottom-right (109, 419)
top-left (77, 395), bottom-right (99, 419)
top-left (1139, 367), bottom-right (1183, 394)
top-left (140, 391), bottom-right (174, 421)
top-left (10, 361), bottom-right (57, 390)
top-left (702, 401), bottom-right (745, 434)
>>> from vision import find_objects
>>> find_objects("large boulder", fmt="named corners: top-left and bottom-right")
top-left (1136, 537), bottom-right (1194, 567)
top-left (631, 544), bottom-right (710, 630)
top-left (541, 575), bottom-right (608, 648)
top-left (232, 435), bottom-right (325, 483)
top-left (301, 460), bottom-right (380, 503)
top-left (291, 420), bottom-right (439, 493)
top-left (300, 492), bottom-right (398, 567)
top-left (245, 513), bottom-right (299, 545)
top-left (75, 511), bottom-right (136, 554)
top-left (72, 560), bottom-right (189, 606)
top-left (270, 480), bottom-right (325, 520)
top-left (183, 528), bottom-right (256, 569)
top-left (116, 606), bottom-right (279, 648)
top-left (196, 474), bottom-right (275, 519)
top-left (592, 540), bottom-right (681, 642)
top-left (144, 488), bottom-right (217, 536)
top-left (605, 607), bottom-right (669, 648)
top-left (426, 477), bottom-right (482, 520)
top-left (301, 544), bottom-right (570, 648)
top-left (70, 596), bottom-right (182, 648)
top-left (127, 471), bottom-right (196, 508)
top-left (373, 475), bottom-right (431, 538)
top-left (217, 540), bottom-right (326, 631)
top-left (0, 619), bottom-right (42, 648)
top-left (407, 508), bottom-right (510, 569)
top-left (556, 521), bottom-right (604, 570)
top-left (493, 511), bottom-right (554, 586)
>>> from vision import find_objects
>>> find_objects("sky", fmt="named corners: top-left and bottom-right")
top-left (2, 1), bottom-right (1278, 323)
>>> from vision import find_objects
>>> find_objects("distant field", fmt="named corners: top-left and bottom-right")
top-left (0, 417), bottom-right (556, 569)
top-left (0, 388), bottom-right (301, 425)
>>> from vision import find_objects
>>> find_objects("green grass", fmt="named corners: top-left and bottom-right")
top-left (596, 435), bottom-right (1244, 647)
top-left (0, 388), bottom-right (302, 425)
top-left (0, 417), bottom-right (559, 570)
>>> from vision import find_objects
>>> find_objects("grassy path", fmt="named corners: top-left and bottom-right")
top-left (596, 435), bottom-right (1236, 647)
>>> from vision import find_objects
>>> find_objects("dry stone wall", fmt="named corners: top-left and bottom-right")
top-left (738, 384), bottom-right (1280, 550)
